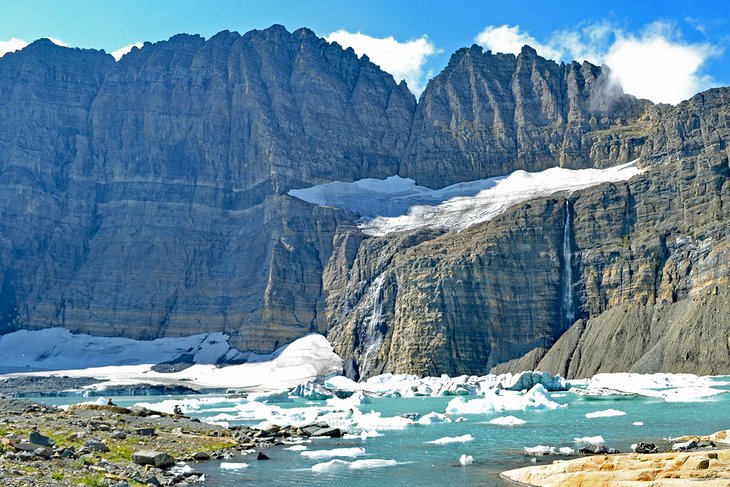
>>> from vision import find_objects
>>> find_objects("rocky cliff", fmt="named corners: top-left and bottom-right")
top-left (0, 27), bottom-right (727, 378)
top-left (0, 27), bottom-right (414, 351)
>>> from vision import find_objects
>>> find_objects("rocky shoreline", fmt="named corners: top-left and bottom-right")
top-left (0, 396), bottom-right (343, 486)
top-left (502, 430), bottom-right (730, 486)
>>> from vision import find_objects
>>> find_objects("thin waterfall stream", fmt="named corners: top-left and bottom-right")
top-left (561, 200), bottom-right (575, 329)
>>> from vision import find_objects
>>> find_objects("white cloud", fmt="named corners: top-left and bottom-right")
top-left (474, 21), bottom-right (720, 105)
top-left (326, 29), bottom-right (437, 96)
top-left (111, 42), bottom-right (144, 61)
top-left (474, 25), bottom-right (562, 61)
top-left (604, 24), bottom-right (717, 104)
top-left (0, 38), bottom-right (29, 57)
top-left (48, 37), bottom-right (69, 47)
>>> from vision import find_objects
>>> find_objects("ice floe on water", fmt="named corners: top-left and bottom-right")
top-left (220, 462), bottom-right (248, 469)
top-left (301, 447), bottom-right (365, 460)
top-left (459, 454), bottom-right (474, 465)
top-left (581, 373), bottom-right (728, 402)
top-left (574, 436), bottom-right (604, 444)
top-left (523, 445), bottom-right (575, 456)
top-left (488, 415), bottom-right (526, 426)
top-left (427, 434), bottom-right (474, 445)
top-left (289, 161), bottom-right (643, 236)
top-left (585, 409), bottom-right (626, 419)
top-left (446, 384), bottom-right (565, 415)
top-left (311, 459), bottom-right (399, 472)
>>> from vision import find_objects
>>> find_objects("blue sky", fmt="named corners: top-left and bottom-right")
top-left (1, 0), bottom-right (727, 104)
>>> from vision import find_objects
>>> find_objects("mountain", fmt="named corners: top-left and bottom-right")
top-left (0, 26), bottom-right (727, 379)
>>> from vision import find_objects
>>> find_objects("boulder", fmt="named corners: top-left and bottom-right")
top-left (29, 431), bottom-right (54, 447)
top-left (132, 450), bottom-right (175, 468)
top-left (84, 439), bottom-right (110, 453)
top-left (634, 442), bottom-right (658, 454)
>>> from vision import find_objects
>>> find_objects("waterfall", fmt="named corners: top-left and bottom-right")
top-left (360, 274), bottom-right (386, 376)
top-left (561, 200), bottom-right (575, 329)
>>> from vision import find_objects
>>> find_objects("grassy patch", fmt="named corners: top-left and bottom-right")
top-left (79, 474), bottom-right (105, 487)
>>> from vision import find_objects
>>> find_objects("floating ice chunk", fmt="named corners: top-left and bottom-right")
top-left (311, 459), bottom-right (398, 472)
top-left (220, 462), bottom-right (249, 469)
top-left (291, 381), bottom-right (334, 400)
top-left (585, 409), bottom-right (626, 418)
top-left (324, 375), bottom-right (360, 392)
top-left (585, 373), bottom-right (726, 402)
top-left (311, 459), bottom-right (349, 473)
top-left (524, 445), bottom-right (555, 455)
top-left (427, 434), bottom-right (474, 445)
top-left (497, 371), bottom-right (568, 391)
top-left (249, 390), bottom-right (292, 403)
top-left (633, 422), bottom-right (644, 426)
top-left (284, 445), bottom-right (308, 451)
top-left (343, 430), bottom-right (383, 440)
top-left (459, 454), bottom-right (474, 465)
top-left (524, 445), bottom-right (574, 456)
top-left (349, 459), bottom-right (399, 469)
top-left (301, 447), bottom-right (365, 460)
top-left (662, 386), bottom-right (726, 402)
top-left (574, 436), bottom-right (604, 444)
top-left (326, 390), bottom-right (370, 409)
top-left (447, 384), bottom-right (565, 415)
top-left (488, 415), bottom-right (526, 426)
top-left (417, 412), bottom-right (452, 425)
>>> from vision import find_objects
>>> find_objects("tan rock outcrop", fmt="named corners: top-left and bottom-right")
top-left (502, 449), bottom-right (730, 486)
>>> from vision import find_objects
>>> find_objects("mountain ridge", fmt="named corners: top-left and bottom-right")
top-left (0, 25), bottom-right (727, 379)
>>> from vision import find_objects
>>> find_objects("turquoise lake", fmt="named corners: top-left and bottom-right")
top-left (33, 376), bottom-right (730, 486)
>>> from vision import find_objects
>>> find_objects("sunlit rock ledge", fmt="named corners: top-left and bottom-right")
top-left (501, 432), bottom-right (730, 486)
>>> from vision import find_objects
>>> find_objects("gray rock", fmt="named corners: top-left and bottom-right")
top-left (191, 451), bottom-right (210, 461)
top-left (634, 442), bottom-right (658, 454)
top-left (29, 431), bottom-right (54, 447)
top-left (84, 439), bottom-right (110, 452)
top-left (132, 450), bottom-right (175, 468)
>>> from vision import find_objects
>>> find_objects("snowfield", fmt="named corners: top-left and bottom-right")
top-left (289, 161), bottom-right (643, 236)
top-left (0, 328), bottom-right (343, 392)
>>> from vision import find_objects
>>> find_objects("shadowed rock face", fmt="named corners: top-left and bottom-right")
top-left (0, 27), bottom-right (413, 351)
top-left (0, 27), bottom-right (728, 377)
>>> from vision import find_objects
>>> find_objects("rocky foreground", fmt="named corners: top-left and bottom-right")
top-left (502, 430), bottom-right (730, 486)
top-left (0, 397), bottom-right (342, 486)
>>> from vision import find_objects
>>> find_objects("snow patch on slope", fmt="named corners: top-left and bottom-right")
top-left (289, 161), bottom-right (642, 236)
top-left (0, 329), bottom-right (343, 391)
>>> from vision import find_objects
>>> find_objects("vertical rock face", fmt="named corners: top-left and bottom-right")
top-left (0, 27), bottom-right (415, 351)
top-left (324, 200), bottom-right (572, 378)
top-left (402, 45), bottom-right (649, 187)
top-left (325, 78), bottom-right (730, 379)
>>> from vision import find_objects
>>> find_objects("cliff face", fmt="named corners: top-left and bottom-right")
top-left (0, 28), bottom-right (414, 351)
top-left (0, 27), bottom-right (728, 377)
top-left (325, 80), bottom-right (730, 379)
top-left (402, 45), bottom-right (650, 188)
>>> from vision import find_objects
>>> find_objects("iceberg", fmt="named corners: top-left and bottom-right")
top-left (301, 447), bottom-right (365, 460)
top-left (488, 415), bottom-right (526, 426)
top-left (446, 384), bottom-right (565, 415)
top-left (459, 454), bottom-right (474, 465)
top-left (585, 409), bottom-right (626, 419)
top-left (427, 434), bottom-right (474, 445)
top-left (311, 459), bottom-right (398, 472)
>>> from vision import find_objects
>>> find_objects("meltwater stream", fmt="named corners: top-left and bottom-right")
top-left (34, 376), bottom-right (730, 486)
